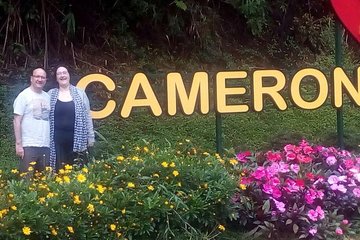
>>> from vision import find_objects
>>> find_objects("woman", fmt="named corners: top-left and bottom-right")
top-left (48, 66), bottom-right (95, 171)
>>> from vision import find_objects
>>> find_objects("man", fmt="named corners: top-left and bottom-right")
top-left (13, 68), bottom-right (50, 174)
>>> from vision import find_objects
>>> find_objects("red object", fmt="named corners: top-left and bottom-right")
top-left (330, 0), bottom-right (360, 43)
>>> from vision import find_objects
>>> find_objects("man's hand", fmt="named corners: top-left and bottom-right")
top-left (16, 143), bottom-right (24, 159)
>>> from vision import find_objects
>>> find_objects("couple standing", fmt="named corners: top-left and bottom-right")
top-left (13, 67), bottom-right (95, 174)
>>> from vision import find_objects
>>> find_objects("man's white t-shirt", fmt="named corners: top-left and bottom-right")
top-left (13, 87), bottom-right (50, 147)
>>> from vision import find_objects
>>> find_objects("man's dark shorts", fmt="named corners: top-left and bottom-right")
top-left (20, 147), bottom-right (50, 173)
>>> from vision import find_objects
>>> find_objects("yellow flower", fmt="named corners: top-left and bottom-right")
top-left (127, 182), bottom-right (135, 188)
top-left (229, 158), bottom-right (238, 166)
top-left (47, 192), bottom-right (55, 198)
top-left (29, 161), bottom-right (36, 166)
top-left (39, 197), bottom-right (46, 204)
top-left (51, 227), bottom-right (57, 236)
top-left (110, 224), bottom-right (116, 231)
top-left (147, 185), bottom-right (154, 191)
top-left (172, 170), bottom-right (179, 177)
top-left (96, 184), bottom-right (106, 194)
top-left (116, 156), bottom-right (125, 161)
top-left (82, 167), bottom-right (89, 173)
top-left (67, 226), bottom-right (74, 233)
top-left (63, 176), bottom-right (70, 183)
top-left (218, 224), bottom-right (225, 231)
top-left (161, 162), bottom-right (169, 168)
top-left (22, 226), bottom-right (31, 235)
top-left (121, 208), bottom-right (126, 214)
top-left (65, 164), bottom-right (73, 170)
top-left (73, 195), bottom-right (81, 204)
top-left (59, 169), bottom-right (65, 174)
top-left (169, 162), bottom-right (176, 167)
top-left (55, 176), bottom-right (63, 183)
top-left (165, 201), bottom-right (169, 205)
top-left (143, 146), bottom-right (149, 152)
top-left (45, 166), bottom-right (52, 172)
top-left (10, 205), bottom-right (17, 211)
top-left (87, 203), bottom-right (95, 213)
top-left (239, 184), bottom-right (247, 190)
top-left (77, 174), bottom-right (86, 183)
top-left (0, 209), bottom-right (8, 218)
top-left (27, 166), bottom-right (34, 171)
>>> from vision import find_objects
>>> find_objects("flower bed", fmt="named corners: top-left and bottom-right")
top-left (231, 140), bottom-right (360, 239)
top-left (0, 142), bottom-right (236, 239)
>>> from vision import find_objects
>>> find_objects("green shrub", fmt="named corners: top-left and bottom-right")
top-left (0, 142), bottom-right (236, 239)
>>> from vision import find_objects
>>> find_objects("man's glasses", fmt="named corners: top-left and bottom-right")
top-left (32, 75), bottom-right (46, 80)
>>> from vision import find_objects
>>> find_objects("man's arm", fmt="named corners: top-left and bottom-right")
top-left (13, 114), bottom-right (24, 159)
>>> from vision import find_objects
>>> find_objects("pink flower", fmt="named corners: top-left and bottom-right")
top-left (326, 156), bottom-right (337, 166)
top-left (306, 172), bottom-right (315, 181)
top-left (307, 206), bottom-right (325, 221)
top-left (303, 146), bottom-right (313, 155)
top-left (267, 163), bottom-right (280, 177)
top-left (317, 190), bottom-right (324, 199)
top-left (278, 162), bottom-right (290, 173)
top-left (266, 151), bottom-right (282, 162)
top-left (309, 227), bottom-right (317, 236)
top-left (305, 189), bottom-right (317, 204)
top-left (327, 175), bottom-right (339, 185)
top-left (335, 227), bottom-right (343, 235)
top-left (352, 188), bottom-right (360, 198)
top-left (262, 184), bottom-right (282, 198)
top-left (252, 167), bottom-right (266, 180)
top-left (308, 209), bottom-right (318, 221)
top-left (284, 179), bottom-right (301, 193)
top-left (271, 198), bottom-right (285, 212)
top-left (290, 164), bottom-right (300, 174)
top-left (342, 219), bottom-right (349, 225)
top-left (236, 151), bottom-right (251, 163)
top-left (315, 206), bottom-right (325, 220)
top-left (339, 150), bottom-right (351, 157)
top-left (286, 152), bottom-right (296, 161)
top-left (269, 177), bottom-right (281, 186)
top-left (353, 173), bottom-right (360, 182)
top-left (344, 159), bottom-right (355, 169)
top-left (330, 184), bottom-right (347, 193)
top-left (284, 144), bottom-right (295, 152)
top-left (271, 187), bottom-right (282, 198)
top-left (297, 154), bottom-right (312, 163)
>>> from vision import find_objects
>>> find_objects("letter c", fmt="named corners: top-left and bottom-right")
top-left (77, 74), bottom-right (116, 119)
